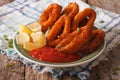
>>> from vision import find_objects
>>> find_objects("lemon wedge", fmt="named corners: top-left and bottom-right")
top-left (16, 32), bottom-right (30, 45)
top-left (27, 22), bottom-right (41, 32)
top-left (19, 24), bottom-right (32, 35)
top-left (23, 42), bottom-right (40, 51)
top-left (30, 32), bottom-right (46, 47)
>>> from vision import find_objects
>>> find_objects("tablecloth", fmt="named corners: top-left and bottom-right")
top-left (0, 0), bottom-right (120, 80)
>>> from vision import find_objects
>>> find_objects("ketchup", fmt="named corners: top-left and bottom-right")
top-left (29, 47), bottom-right (81, 63)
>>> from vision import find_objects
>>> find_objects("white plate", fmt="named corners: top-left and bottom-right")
top-left (13, 31), bottom-right (106, 68)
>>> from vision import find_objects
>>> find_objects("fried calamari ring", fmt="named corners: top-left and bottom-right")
top-left (79, 29), bottom-right (105, 54)
top-left (39, 3), bottom-right (62, 31)
top-left (72, 8), bottom-right (96, 31)
top-left (55, 30), bottom-right (80, 48)
top-left (55, 8), bottom-right (97, 54)
top-left (47, 15), bottom-right (71, 46)
top-left (47, 3), bottom-right (79, 47)
top-left (62, 2), bottom-right (79, 20)
top-left (56, 27), bottom-right (93, 53)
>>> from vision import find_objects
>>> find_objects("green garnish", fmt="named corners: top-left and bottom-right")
top-left (112, 66), bottom-right (120, 75)
top-left (48, 26), bottom-right (50, 30)
top-left (5, 63), bottom-right (14, 67)
top-left (3, 34), bottom-right (13, 48)
top-left (99, 20), bottom-right (104, 23)
top-left (56, 46), bottom-right (61, 49)
top-left (77, 28), bottom-right (80, 32)
top-left (112, 70), bottom-right (118, 75)
top-left (71, 76), bottom-right (79, 80)
top-left (9, 69), bottom-right (16, 73)
top-left (115, 67), bottom-right (120, 70)
top-left (3, 34), bottom-right (9, 41)
top-left (8, 39), bottom-right (13, 48)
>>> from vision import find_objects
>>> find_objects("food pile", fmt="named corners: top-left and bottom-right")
top-left (16, 2), bottom-right (105, 63)
top-left (39, 3), bottom-right (105, 54)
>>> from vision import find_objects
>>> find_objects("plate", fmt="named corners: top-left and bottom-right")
top-left (13, 28), bottom-right (106, 67)
top-left (13, 0), bottom-right (106, 67)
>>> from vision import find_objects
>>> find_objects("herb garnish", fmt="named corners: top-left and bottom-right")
top-left (71, 76), bottom-right (79, 80)
top-left (3, 34), bottom-right (13, 48)
top-left (9, 69), bottom-right (16, 73)
top-left (5, 63), bottom-right (14, 67)
top-left (56, 46), bottom-right (61, 49)
top-left (77, 28), bottom-right (80, 32)
top-left (112, 66), bottom-right (120, 75)
top-left (99, 20), bottom-right (104, 23)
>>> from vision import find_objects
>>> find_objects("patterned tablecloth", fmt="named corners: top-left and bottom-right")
top-left (0, 0), bottom-right (120, 80)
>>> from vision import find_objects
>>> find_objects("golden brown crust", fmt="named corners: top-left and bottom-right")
top-left (39, 3), bottom-right (105, 54)
top-left (46, 3), bottom-right (79, 47)
top-left (55, 8), bottom-right (97, 53)
top-left (47, 15), bottom-right (71, 46)
top-left (72, 8), bottom-right (96, 31)
top-left (79, 30), bottom-right (105, 54)
top-left (62, 2), bottom-right (79, 20)
top-left (39, 3), bottom-right (62, 31)
top-left (56, 27), bottom-right (93, 53)
top-left (55, 30), bottom-right (80, 48)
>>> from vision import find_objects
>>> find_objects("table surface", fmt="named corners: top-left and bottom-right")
top-left (0, 0), bottom-right (120, 80)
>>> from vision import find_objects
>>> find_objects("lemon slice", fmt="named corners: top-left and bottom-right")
top-left (27, 22), bottom-right (41, 32)
top-left (23, 42), bottom-right (40, 51)
top-left (19, 24), bottom-right (32, 35)
top-left (16, 32), bottom-right (30, 45)
top-left (30, 32), bottom-right (46, 47)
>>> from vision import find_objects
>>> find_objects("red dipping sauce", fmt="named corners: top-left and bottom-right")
top-left (29, 47), bottom-right (81, 63)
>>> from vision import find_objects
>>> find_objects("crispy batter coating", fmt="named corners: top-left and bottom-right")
top-left (46, 3), bottom-right (79, 47)
top-left (47, 15), bottom-right (71, 46)
top-left (56, 27), bottom-right (93, 53)
top-left (72, 8), bottom-right (96, 31)
top-left (62, 2), bottom-right (79, 20)
top-left (79, 30), bottom-right (105, 54)
top-left (55, 8), bottom-right (103, 54)
top-left (39, 3), bottom-right (105, 54)
top-left (55, 30), bottom-right (80, 48)
top-left (56, 27), bottom-right (105, 54)
top-left (39, 3), bottom-right (62, 31)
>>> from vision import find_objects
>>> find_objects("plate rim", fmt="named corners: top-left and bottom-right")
top-left (13, 33), bottom-right (106, 68)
